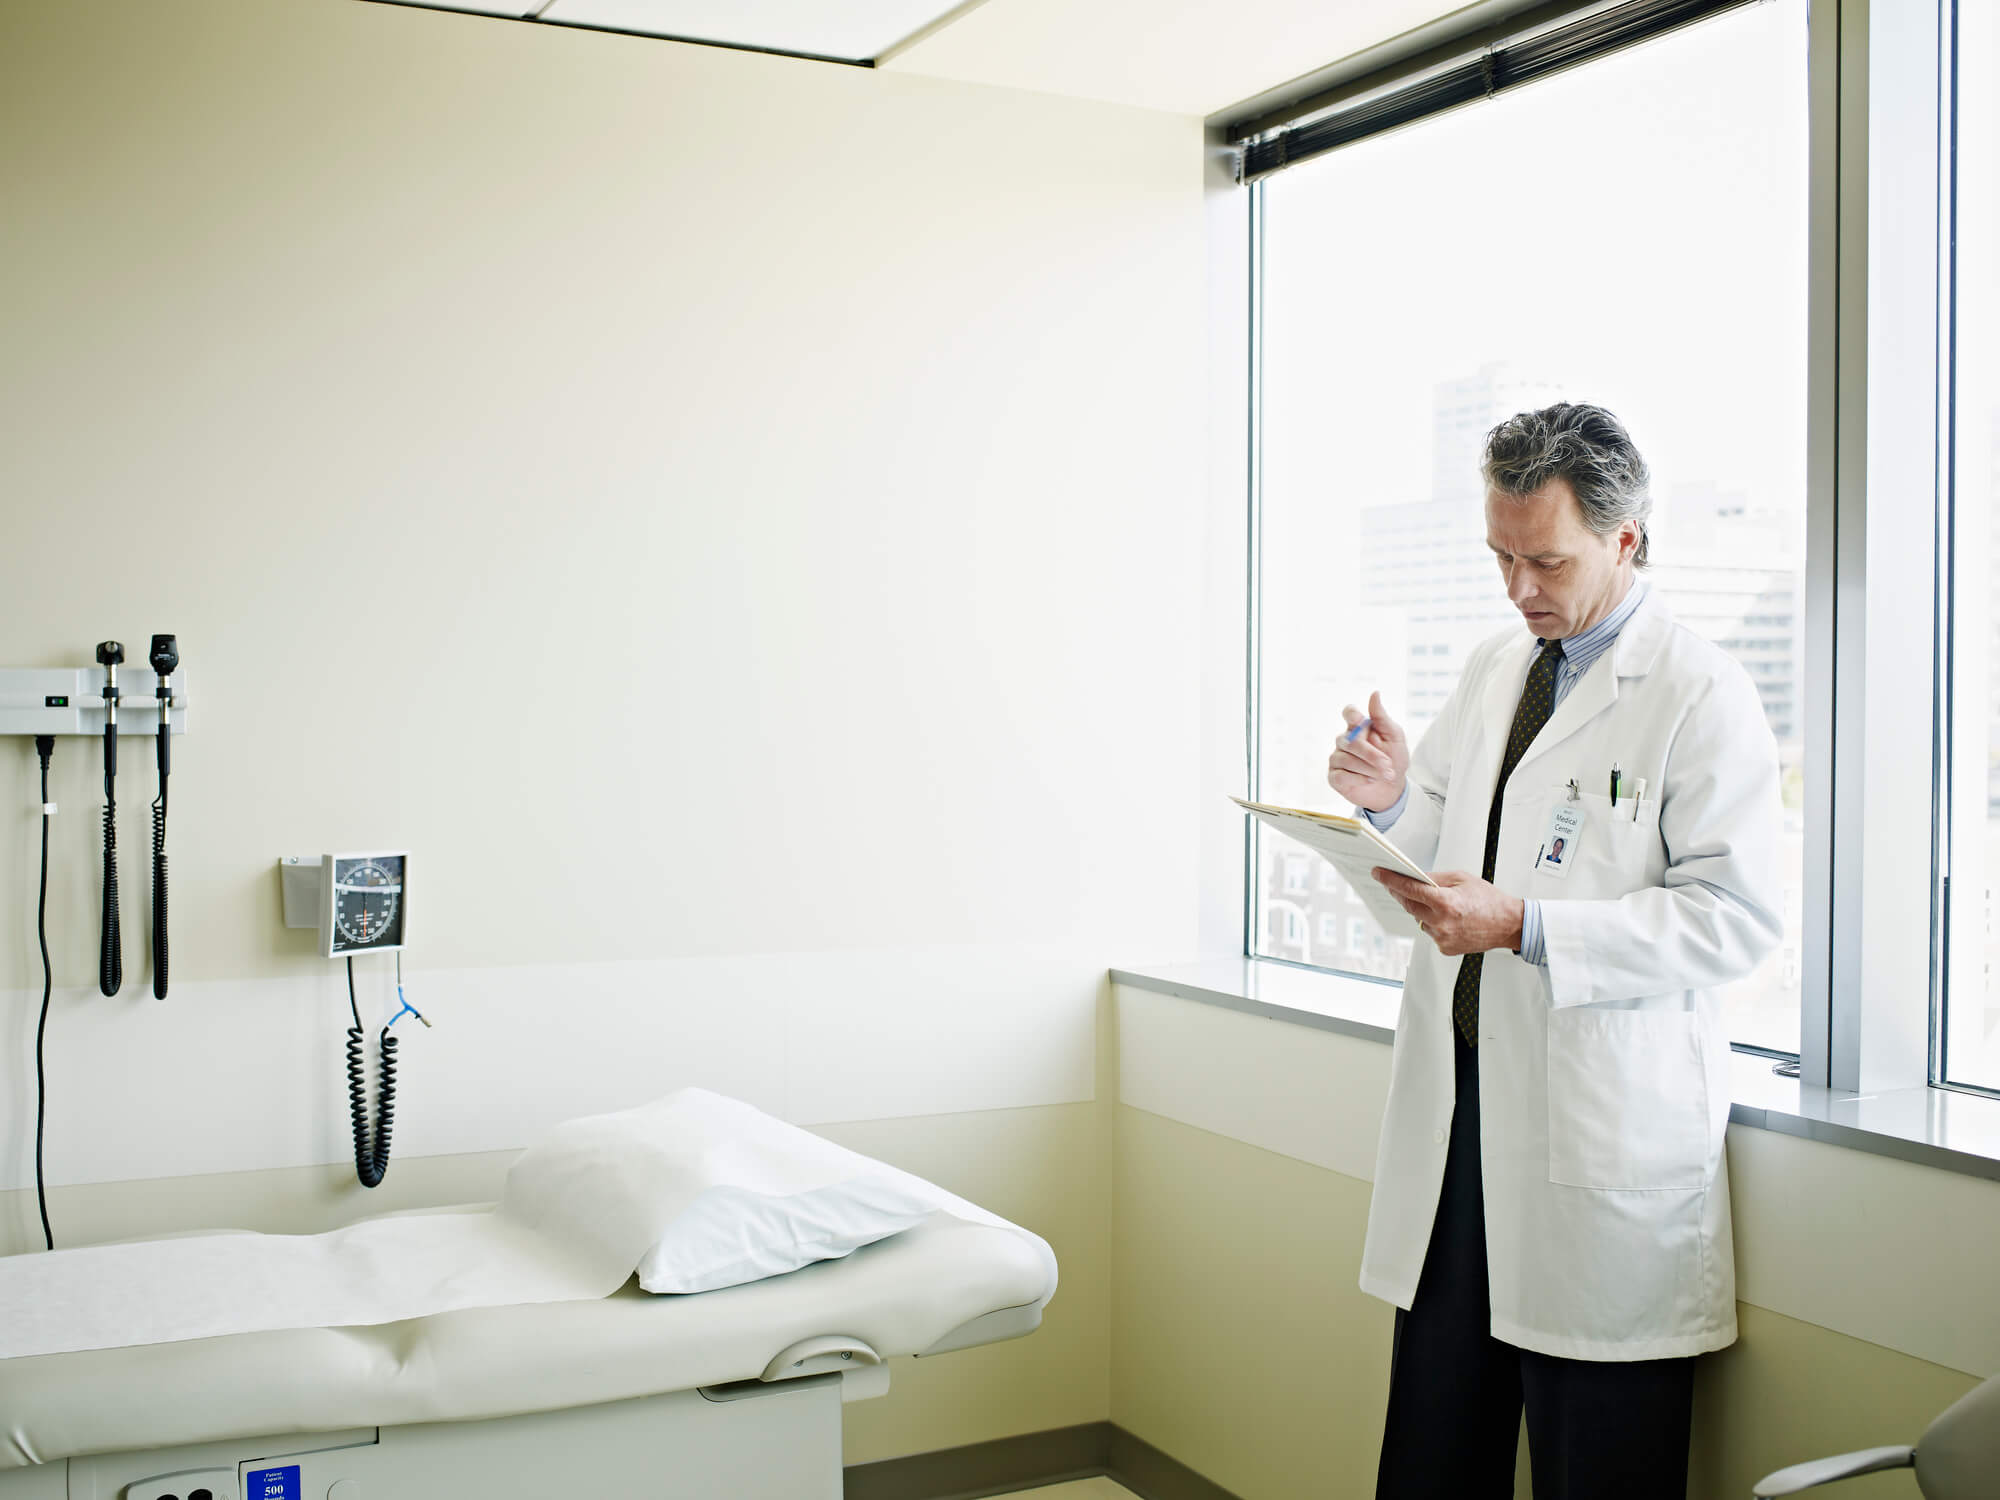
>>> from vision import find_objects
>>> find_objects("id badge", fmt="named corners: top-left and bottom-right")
top-left (1534, 802), bottom-right (1585, 878)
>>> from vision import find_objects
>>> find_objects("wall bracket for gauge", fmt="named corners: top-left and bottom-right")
top-left (280, 852), bottom-right (409, 958)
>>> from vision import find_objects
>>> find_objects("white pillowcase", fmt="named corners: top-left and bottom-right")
top-left (500, 1087), bottom-right (945, 1295)
top-left (636, 1174), bottom-right (941, 1295)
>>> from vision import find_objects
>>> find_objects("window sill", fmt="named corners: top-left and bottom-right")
top-left (1110, 957), bottom-right (2000, 1184)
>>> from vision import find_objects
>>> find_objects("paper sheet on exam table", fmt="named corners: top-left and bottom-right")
top-left (1231, 797), bottom-right (1436, 939)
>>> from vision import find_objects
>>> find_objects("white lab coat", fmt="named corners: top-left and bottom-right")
top-left (1357, 585), bottom-right (1783, 1361)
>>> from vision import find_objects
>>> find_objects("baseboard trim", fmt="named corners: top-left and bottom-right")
top-left (843, 1422), bottom-right (1244, 1500)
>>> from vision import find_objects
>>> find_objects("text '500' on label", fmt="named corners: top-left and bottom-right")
top-left (246, 1465), bottom-right (300, 1500)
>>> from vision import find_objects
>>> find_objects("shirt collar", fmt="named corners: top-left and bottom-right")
top-left (1537, 578), bottom-right (1647, 672)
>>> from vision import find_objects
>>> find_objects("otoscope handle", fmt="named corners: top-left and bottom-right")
top-left (147, 636), bottom-right (176, 1002)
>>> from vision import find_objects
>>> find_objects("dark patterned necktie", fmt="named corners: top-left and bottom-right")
top-left (1451, 638), bottom-right (1565, 1047)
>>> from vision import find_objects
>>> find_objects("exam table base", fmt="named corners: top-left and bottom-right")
top-left (0, 1374), bottom-right (845, 1500)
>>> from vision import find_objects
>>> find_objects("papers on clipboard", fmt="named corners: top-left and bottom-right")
top-left (1231, 796), bottom-right (1437, 939)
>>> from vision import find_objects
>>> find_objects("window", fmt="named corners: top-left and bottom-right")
top-left (1249, 0), bottom-right (1810, 1055)
top-left (1941, 0), bottom-right (2000, 1093)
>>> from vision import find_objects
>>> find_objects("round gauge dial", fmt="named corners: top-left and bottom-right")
top-left (333, 856), bottom-right (403, 951)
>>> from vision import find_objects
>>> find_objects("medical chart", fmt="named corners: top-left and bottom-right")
top-left (1231, 796), bottom-right (1437, 939)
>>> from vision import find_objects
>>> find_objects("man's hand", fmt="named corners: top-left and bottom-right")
top-left (1327, 691), bottom-right (1410, 813)
top-left (1373, 870), bottom-right (1525, 957)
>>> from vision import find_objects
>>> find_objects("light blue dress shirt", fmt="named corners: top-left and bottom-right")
top-left (1364, 580), bottom-right (1649, 966)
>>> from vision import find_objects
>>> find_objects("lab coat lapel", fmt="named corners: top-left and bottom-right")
top-left (1511, 653), bottom-right (1617, 781)
top-left (1510, 585), bottom-right (1673, 781)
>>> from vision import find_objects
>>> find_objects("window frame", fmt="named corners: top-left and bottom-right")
top-left (1934, 0), bottom-right (1999, 1100)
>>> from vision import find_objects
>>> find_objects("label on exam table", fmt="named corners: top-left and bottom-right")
top-left (245, 1465), bottom-right (300, 1500)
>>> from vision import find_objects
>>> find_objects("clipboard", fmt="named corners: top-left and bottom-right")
top-left (1231, 796), bottom-right (1437, 939)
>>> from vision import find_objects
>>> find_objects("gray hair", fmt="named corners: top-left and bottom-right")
top-left (1480, 402), bottom-right (1653, 569)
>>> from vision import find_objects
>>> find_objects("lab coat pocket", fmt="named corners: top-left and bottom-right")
top-left (1545, 1009), bottom-right (1708, 1191)
top-left (1534, 789), bottom-right (1658, 888)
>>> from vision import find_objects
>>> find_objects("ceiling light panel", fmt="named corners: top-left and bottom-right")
top-left (534, 0), bottom-right (967, 62)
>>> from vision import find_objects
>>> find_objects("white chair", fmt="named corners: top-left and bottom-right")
top-left (1752, 1373), bottom-right (1999, 1497)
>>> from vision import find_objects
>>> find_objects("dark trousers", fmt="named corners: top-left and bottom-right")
top-left (1374, 1026), bottom-right (1695, 1499)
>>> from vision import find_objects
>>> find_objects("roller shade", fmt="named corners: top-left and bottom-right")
top-left (1238, 0), bottom-right (1765, 183)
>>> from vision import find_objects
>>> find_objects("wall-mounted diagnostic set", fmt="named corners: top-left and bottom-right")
top-left (2, 638), bottom-right (187, 1251)
top-left (281, 852), bottom-right (429, 1188)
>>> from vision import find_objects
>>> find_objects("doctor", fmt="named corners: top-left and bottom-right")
top-left (1327, 403), bottom-right (1782, 1499)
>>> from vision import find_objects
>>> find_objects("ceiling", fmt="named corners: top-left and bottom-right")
top-left (885, 0), bottom-right (1486, 118)
top-left (385, 0), bottom-right (1484, 118)
top-left (406, 0), bottom-right (975, 62)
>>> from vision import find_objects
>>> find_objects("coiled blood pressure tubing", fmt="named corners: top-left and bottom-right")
top-left (321, 855), bottom-right (426, 1188)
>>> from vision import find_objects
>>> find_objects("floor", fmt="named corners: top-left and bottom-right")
top-left (1009, 1482), bottom-right (1141, 1499)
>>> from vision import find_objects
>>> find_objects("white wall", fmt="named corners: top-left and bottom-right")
top-left (0, 0), bottom-right (1204, 1193)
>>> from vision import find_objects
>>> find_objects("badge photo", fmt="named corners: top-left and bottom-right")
top-left (1535, 801), bottom-right (1585, 878)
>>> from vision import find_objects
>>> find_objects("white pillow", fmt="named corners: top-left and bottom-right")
top-left (500, 1088), bottom-right (945, 1296)
top-left (636, 1174), bottom-right (940, 1295)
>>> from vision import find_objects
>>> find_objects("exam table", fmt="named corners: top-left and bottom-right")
top-left (0, 1089), bottom-right (1059, 1500)
top-left (0, 1209), bottom-right (1051, 1500)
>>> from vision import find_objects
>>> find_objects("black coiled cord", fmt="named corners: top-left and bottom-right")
top-left (99, 800), bottom-right (121, 997)
top-left (151, 791), bottom-right (169, 1000)
top-left (346, 958), bottom-right (396, 1188)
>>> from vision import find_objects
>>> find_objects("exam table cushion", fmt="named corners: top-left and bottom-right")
top-left (0, 1211), bottom-right (1050, 1472)
top-left (0, 1090), bottom-right (1050, 1362)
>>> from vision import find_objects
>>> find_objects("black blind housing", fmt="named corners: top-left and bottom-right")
top-left (1239, 0), bottom-right (1763, 183)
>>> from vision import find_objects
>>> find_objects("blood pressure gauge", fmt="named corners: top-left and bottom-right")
top-left (330, 854), bottom-right (405, 956)
top-left (277, 851), bottom-right (409, 958)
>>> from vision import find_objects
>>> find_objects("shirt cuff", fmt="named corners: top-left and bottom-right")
top-left (1517, 899), bottom-right (1548, 966)
top-left (1361, 786), bottom-right (1409, 830)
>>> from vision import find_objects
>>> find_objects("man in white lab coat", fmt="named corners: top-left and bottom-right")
top-left (1328, 403), bottom-right (1783, 1498)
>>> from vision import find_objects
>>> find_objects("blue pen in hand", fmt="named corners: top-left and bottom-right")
top-left (1344, 717), bottom-right (1373, 744)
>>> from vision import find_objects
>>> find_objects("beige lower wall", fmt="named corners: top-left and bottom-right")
top-left (826, 1103), bottom-right (1112, 1464)
top-left (1112, 1100), bottom-right (1977, 1499)
top-left (0, 1146), bottom-right (518, 1257)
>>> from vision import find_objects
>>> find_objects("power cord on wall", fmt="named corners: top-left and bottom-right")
top-left (34, 736), bottom-right (56, 1251)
